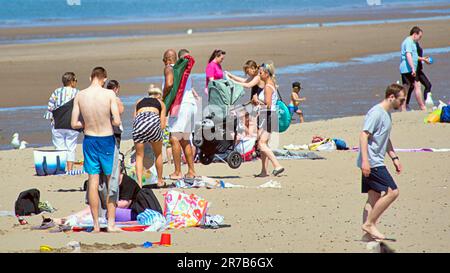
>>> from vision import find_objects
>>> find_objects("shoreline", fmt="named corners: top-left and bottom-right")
top-left (1, 3), bottom-right (450, 45)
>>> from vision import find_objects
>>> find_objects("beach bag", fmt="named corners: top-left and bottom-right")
top-left (276, 90), bottom-right (291, 133)
top-left (52, 99), bottom-right (82, 132)
top-left (332, 138), bottom-right (349, 150)
top-left (15, 189), bottom-right (41, 216)
top-left (440, 106), bottom-right (450, 123)
top-left (423, 109), bottom-right (441, 123)
top-left (131, 188), bottom-right (162, 215)
top-left (163, 190), bottom-right (209, 229)
top-left (33, 150), bottom-right (67, 176)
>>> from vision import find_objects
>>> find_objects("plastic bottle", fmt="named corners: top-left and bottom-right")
top-left (425, 93), bottom-right (435, 112)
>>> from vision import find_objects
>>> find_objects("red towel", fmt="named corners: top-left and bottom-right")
top-left (169, 55), bottom-right (196, 116)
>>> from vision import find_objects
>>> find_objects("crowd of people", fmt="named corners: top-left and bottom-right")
top-left (41, 25), bottom-right (432, 239)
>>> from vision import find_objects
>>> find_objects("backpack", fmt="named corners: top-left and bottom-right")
top-left (440, 106), bottom-right (450, 123)
top-left (275, 90), bottom-right (291, 133)
top-left (131, 187), bottom-right (162, 215)
top-left (15, 189), bottom-right (41, 216)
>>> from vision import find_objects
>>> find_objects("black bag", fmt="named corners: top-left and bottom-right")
top-left (14, 189), bottom-right (41, 216)
top-left (131, 187), bottom-right (162, 215)
top-left (52, 99), bottom-right (82, 132)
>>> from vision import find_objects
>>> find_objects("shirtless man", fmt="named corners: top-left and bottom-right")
top-left (162, 49), bottom-right (176, 100)
top-left (71, 67), bottom-right (122, 232)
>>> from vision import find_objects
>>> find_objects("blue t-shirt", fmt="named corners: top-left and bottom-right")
top-left (357, 104), bottom-right (392, 168)
top-left (399, 36), bottom-right (418, 74)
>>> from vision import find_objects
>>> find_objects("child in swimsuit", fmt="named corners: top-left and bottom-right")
top-left (288, 81), bottom-right (306, 123)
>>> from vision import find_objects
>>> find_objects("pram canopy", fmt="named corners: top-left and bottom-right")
top-left (207, 79), bottom-right (245, 120)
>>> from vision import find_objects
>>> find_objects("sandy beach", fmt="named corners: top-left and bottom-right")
top-left (0, 111), bottom-right (449, 253)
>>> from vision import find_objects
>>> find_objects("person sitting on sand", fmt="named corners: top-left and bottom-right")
top-left (106, 80), bottom-right (125, 148)
top-left (358, 83), bottom-right (404, 241)
top-left (53, 168), bottom-right (141, 226)
top-left (44, 72), bottom-right (80, 172)
top-left (227, 60), bottom-right (264, 137)
top-left (132, 85), bottom-right (166, 188)
top-left (205, 49), bottom-right (226, 96)
top-left (71, 66), bottom-right (122, 233)
top-left (254, 62), bottom-right (284, 177)
top-left (288, 81), bottom-right (306, 123)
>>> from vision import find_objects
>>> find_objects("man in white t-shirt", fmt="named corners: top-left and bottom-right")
top-left (167, 49), bottom-right (200, 180)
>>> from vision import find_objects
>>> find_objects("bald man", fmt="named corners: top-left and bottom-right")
top-left (162, 49), bottom-right (177, 100)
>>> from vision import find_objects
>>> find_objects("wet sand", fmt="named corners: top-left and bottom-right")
top-left (0, 111), bottom-right (449, 253)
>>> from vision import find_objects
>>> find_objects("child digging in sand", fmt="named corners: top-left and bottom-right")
top-left (288, 81), bottom-right (306, 123)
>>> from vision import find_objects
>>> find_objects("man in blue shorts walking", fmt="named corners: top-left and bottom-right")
top-left (358, 83), bottom-right (405, 241)
top-left (71, 67), bottom-right (122, 232)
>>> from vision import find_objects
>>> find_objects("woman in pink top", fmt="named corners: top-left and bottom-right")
top-left (205, 49), bottom-right (226, 95)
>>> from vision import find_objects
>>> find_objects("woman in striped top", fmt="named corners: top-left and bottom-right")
top-left (44, 72), bottom-right (80, 171)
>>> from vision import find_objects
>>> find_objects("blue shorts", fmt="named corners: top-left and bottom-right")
top-left (83, 135), bottom-right (116, 175)
top-left (288, 105), bottom-right (299, 114)
top-left (362, 166), bottom-right (398, 194)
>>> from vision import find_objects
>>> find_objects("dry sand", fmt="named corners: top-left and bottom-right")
top-left (0, 16), bottom-right (449, 108)
top-left (0, 111), bottom-right (449, 253)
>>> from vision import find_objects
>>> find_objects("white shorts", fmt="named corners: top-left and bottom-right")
top-left (168, 102), bottom-right (197, 134)
top-left (51, 127), bottom-right (80, 162)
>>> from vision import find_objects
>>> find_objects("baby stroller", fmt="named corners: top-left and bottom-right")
top-left (193, 79), bottom-right (248, 169)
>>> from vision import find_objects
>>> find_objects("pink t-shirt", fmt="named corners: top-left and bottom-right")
top-left (205, 60), bottom-right (223, 89)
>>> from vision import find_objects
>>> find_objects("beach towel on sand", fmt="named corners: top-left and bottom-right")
top-left (163, 55), bottom-right (195, 116)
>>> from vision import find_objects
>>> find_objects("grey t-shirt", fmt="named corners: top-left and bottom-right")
top-left (357, 104), bottom-right (392, 168)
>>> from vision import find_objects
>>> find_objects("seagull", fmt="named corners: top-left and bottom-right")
top-left (11, 133), bottom-right (20, 149)
top-left (19, 141), bottom-right (28, 150)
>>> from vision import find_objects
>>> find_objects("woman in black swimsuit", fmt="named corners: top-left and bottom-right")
top-left (133, 86), bottom-right (167, 188)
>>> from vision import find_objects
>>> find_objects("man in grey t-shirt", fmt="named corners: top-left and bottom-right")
top-left (358, 83), bottom-right (405, 242)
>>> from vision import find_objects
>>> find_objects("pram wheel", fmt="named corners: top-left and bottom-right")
top-left (199, 153), bottom-right (213, 165)
top-left (227, 151), bottom-right (242, 169)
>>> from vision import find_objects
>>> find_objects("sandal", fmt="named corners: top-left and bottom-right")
top-left (272, 168), bottom-right (285, 177)
top-left (31, 216), bottom-right (55, 230)
top-left (253, 173), bottom-right (269, 178)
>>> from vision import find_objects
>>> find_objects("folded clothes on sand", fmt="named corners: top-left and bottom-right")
top-left (272, 149), bottom-right (325, 160)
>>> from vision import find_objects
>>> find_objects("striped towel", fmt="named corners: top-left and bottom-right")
top-left (137, 209), bottom-right (166, 232)
top-left (65, 170), bottom-right (86, 176)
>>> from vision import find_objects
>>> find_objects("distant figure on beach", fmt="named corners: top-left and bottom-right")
top-left (358, 83), bottom-right (405, 241)
top-left (106, 80), bottom-right (124, 148)
top-left (227, 60), bottom-right (264, 137)
top-left (71, 67), bottom-right (122, 233)
top-left (288, 81), bottom-right (306, 123)
top-left (132, 85), bottom-right (166, 188)
top-left (255, 62), bottom-right (284, 177)
top-left (414, 38), bottom-right (433, 110)
top-left (205, 49), bottom-right (226, 96)
top-left (167, 49), bottom-right (199, 180)
top-left (399, 26), bottom-right (422, 111)
top-left (44, 72), bottom-right (80, 172)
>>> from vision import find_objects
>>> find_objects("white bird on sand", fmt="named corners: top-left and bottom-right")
top-left (11, 133), bottom-right (20, 149)
top-left (19, 141), bottom-right (28, 150)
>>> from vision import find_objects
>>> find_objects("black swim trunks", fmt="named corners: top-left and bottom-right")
top-left (361, 166), bottom-right (398, 194)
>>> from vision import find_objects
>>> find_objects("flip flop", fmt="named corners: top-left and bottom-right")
top-left (31, 216), bottom-right (55, 230)
top-left (253, 173), bottom-right (269, 178)
top-left (272, 168), bottom-right (285, 177)
top-left (164, 175), bottom-right (182, 181)
top-left (156, 182), bottom-right (170, 189)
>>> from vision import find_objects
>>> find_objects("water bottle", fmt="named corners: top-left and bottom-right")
top-left (425, 93), bottom-right (435, 112)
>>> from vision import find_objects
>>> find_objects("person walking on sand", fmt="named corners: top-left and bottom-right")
top-left (414, 38), bottom-right (433, 110)
top-left (71, 67), bottom-right (122, 233)
top-left (132, 85), bottom-right (167, 188)
top-left (205, 49), bottom-right (226, 96)
top-left (44, 72), bottom-right (80, 171)
top-left (106, 80), bottom-right (124, 148)
top-left (358, 83), bottom-right (405, 241)
top-left (288, 81), bottom-right (306, 123)
top-left (167, 49), bottom-right (200, 180)
top-left (254, 62), bottom-right (284, 178)
top-left (399, 26), bottom-right (422, 111)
